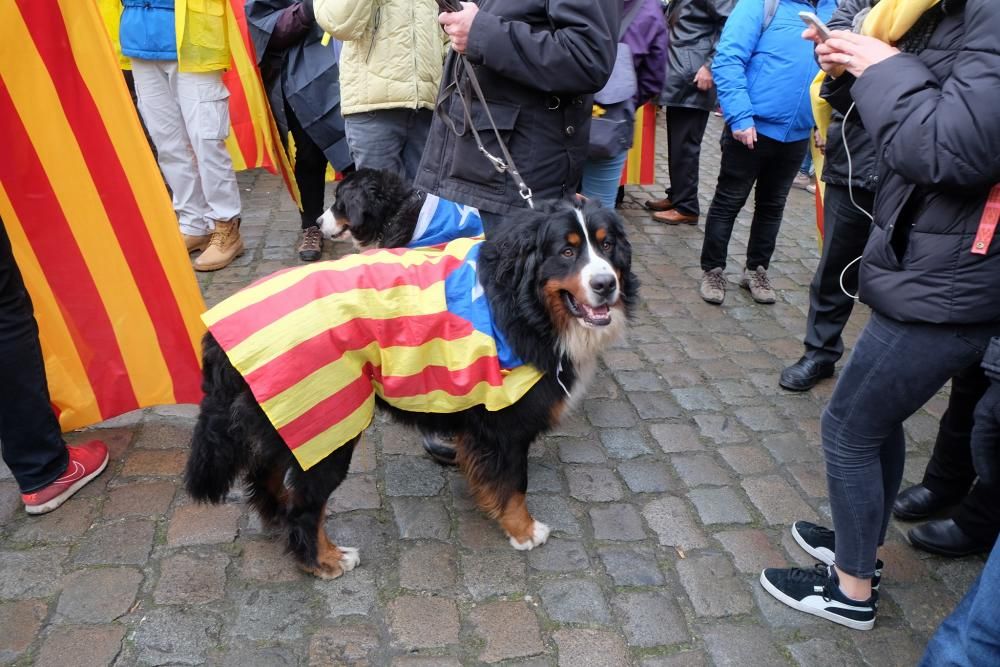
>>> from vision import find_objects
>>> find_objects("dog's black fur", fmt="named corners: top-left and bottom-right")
top-left (186, 200), bottom-right (639, 578)
top-left (318, 168), bottom-right (425, 250)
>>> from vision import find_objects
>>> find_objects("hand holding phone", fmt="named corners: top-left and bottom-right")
top-left (437, 0), bottom-right (462, 12)
top-left (799, 11), bottom-right (833, 42)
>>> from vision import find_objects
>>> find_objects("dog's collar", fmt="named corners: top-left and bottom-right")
top-left (379, 190), bottom-right (426, 245)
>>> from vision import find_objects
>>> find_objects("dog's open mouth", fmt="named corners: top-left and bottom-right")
top-left (562, 291), bottom-right (612, 327)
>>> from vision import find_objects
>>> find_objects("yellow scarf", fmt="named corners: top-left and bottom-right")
top-left (809, 0), bottom-right (941, 225)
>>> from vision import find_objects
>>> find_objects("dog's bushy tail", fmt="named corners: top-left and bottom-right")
top-left (185, 333), bottom-right (247, 503)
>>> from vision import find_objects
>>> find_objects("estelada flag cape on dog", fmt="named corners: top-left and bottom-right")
top-left (203, 237), bottom-right (545, 471)
top-left (0, 0), bottom-right (206, 430)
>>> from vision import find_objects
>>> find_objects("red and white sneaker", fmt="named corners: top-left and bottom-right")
top-left (21, 440), bottom-right (109, 515)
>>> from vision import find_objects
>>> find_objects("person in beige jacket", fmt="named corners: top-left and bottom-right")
top-left (314, 0), bottom-right (443, 182)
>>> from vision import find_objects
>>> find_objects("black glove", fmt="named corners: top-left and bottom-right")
top-left (971, 379), bottom-right (1000, 486)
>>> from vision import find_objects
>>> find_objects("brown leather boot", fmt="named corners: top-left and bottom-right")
top-left (183, 233), bottom-right (211, 254)
top-left (194, 217), bottom-right (244, 271)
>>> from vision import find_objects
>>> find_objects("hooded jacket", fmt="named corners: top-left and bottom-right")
top-left (839, 0), bottom-right (1000, 323)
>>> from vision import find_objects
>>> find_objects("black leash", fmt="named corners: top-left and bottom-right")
top-left (435, 4), bottom-right (534, 209)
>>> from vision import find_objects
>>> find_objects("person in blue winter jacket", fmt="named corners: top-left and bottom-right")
top-left (696, 0), bottom-right (835, 306)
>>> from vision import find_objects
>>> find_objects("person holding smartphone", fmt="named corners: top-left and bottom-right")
top-left (696, 0), bottom-right (836, 306)
top-left (760, 0), bottom-right (1000, 630)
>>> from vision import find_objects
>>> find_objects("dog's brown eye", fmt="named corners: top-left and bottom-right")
top-left (601, 240), bottom-right (613, 251)
top-left (562, 248), bottom-right (575, 258)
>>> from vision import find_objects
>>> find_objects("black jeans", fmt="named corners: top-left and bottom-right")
top-left (286, 102), bottom-right (330, 230)
top-left (803, 184), bottom-right (875, 365)
top-left (823, 312), bottom-right (1000, 578)
top-left (700, 132), bottom-right (808, 272)
top-left (665, 106), bottom-right (710, 217)
top-left (0, 222), bottom-right (68, 492)
top-left (922, 365), bottom-right (1000, 545)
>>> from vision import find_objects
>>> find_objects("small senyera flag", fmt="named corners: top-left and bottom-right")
top-left (0, 0), bottom-right (206, 430)
top-left (621, 102), bottom-right (657, 186)
top-left (204, 237), bottom-right (544, 471)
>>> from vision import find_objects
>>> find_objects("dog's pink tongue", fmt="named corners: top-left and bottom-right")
top-left (582, 303), bottom-right (610, 318)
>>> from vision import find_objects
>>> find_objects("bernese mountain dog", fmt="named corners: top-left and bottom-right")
top-left (317, 168), bottom-right (426, 250)
top-left (184, 199), bottom-right (639, 579)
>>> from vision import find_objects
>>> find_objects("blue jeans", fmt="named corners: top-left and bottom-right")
top-left (920, 540), bottom-right (1000, 666)
top-left (343, 108), bottom-right (433, 184)
top-left (581, 151), bottom-right (628, 210)
top-left (824, 311), bottom-right (999, 578)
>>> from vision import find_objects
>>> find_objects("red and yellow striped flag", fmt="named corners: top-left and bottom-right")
top-left (621, 102), bottom-right (658, 186)
top-left (0, 0), bottom-right (207, 430)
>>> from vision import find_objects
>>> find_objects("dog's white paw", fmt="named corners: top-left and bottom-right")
top-left (339, 546), bottom-right (360, 572)
top-left (509, 521), bottom-right (551, 551)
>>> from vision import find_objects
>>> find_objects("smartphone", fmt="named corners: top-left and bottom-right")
top-left (799, 11), bottom-right (833, 41)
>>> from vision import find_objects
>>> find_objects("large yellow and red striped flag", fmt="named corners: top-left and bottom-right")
top-left (0, 0), bottom-right (206, 430)
top-left (621, 103), bottom-right (657, 186)
top-left (203, 237), bottom-right (544, 470)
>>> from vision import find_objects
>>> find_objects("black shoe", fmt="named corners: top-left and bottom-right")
top-left (892, 484), bottom-right (961, 521)
top-left (779, 356), bottom-right (835, 391)
top-left (421, 433), bottom-right (458, 467)
top-left (760, 563), bottom-right (878, 631)
top-left (791, 521), bottom-right (882, 589)
top-left (908, 519), bottom-right (993, 558)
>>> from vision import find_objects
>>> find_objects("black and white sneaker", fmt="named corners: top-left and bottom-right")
top-left (791, 521), bottom-right (883, 589)
top-left (760, 564), bottom-right (878, 631)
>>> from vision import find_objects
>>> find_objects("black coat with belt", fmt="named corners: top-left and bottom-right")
top-left (658, 0), bottom-right (734, 111)
top-left (831, 0), bottom-right (1000, 324)
top-left (414, 0), bottom-right (619, 216)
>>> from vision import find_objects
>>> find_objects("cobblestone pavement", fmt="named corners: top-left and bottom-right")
top-left (1, 113), bottom-right (987, 666)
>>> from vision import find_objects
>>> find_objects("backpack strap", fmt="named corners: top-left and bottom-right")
top-left (762, 0), bottom-right (780, 32)
top-left (619, 0), bottom-right (645, 40)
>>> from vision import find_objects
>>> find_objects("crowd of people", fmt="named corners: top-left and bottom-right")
top-left (2, 0), bottom-right (999, 659)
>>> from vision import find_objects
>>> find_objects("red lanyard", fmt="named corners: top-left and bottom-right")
top-left (971, 184), bottom-right (1000, 255)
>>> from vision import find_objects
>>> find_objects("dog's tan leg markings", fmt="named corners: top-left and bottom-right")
top-left (500, 492), bottom-right (550, 551)
top-left (303, 510), bottom-right (360, 579)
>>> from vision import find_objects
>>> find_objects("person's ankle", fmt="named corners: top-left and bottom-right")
top-left (834, 565), bottom-right (872, 601)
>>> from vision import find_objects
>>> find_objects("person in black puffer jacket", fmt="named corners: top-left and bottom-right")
top-left (760, 0), bottom-right (1000, 631)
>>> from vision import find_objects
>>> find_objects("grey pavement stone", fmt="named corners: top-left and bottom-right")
top-left (307, 624), bottom-right (381, 666)
top-left (0, 547), bottom-right (69, 598)
top-left (703, 623), bottom-right (784, 667)
top-left (599, 428), bottom-right (652, 459)
top-left (566, 465), bottom-right (624, 502)
top-left (761, 432), bottom-right (822, 464)
top-left (557, 437), bottom-right (607, 463)
top-left (787, 638), bottom-right (864, 667)
top-left (618, 459), bottom-right (674, 493)
top-left (388, 596), bottom-right (460, 649)
top-left (672, 453), bottom-right (734, 487)
top-left (649, 422), bottom-right (704, 453)
top-left (232, 588), bottom-right (317, 641)
top-left (598, 545), bottom-right (665, 586)
top-left (527, 537), bottom-right (590, 573)
top-left (538, 579), bottom-right (611, 625)
top-left (134, 607), bottom-right (221, 665)
top-left (239, 538), bottom-right (304, 582)
top-left (134, 421), bottom-right (191, 449)
top-left (716, 529), bottom-right (788, 574)
top-left (553, 629), bottom-right (629, 667)
top-left (384, 456), bottom-right (445, 496)
top-left (718, 445), bottom-right (777, 474)
top-left (457, 511), bottom-right (511, 550)
top-left (471, 600), bottom-right (545, 663)
top-left (213, 646), bottom-right (298, 667)
top-left (889, 582), bottom-right (961, 633)
top-left (391, 658), bottom-right (463, 667)
top-left (0, 599), bottom-right (47, 662)
top-left (329, 474), bottom-right (380, 512)
top-left (614, 370), bottom-right (665, 392)
top-left (742, 475), bottom-right (820, 525)
top-left (35, 625), bottom-right (125, 667)
top-left (693, 414), bottom-right (750, 443)
top-left (55, 567), bottom-right (141, 623)
top-left (0, 481), bottom-right (20, 526)
top-left (641, 652), bottom-right (709, 667)
top-left (73, 519), bottom-right (154, 566)
top-left (677, 555), bottom-right (754, 617)
top-left (613, 590), bottom-right (690, 648)
top-left (584, 399), bottom-right (638, 427)
top-left (166, 503), bottom-right (241, 547)
top-left (463, 548), bottom-right (527, 600)
top-left (671, 387), bottom-right (723, 411)
top-left (527, 495), bottom-right (582, 536)
top-left (399, 541), bottom-right (458, 591)
top-left (590, 503), bottom-right (647, 541)
top-left (688, 487), bottom-right (753, 525)
top-left (327, 514), bottom-right (393, 555)
top-left (120, 448), bottom-right (187, 476)
top-left (851, 627), bottom-right (929, 667)
top-left (734, 406), bottom-right (787, 431)
top-left (317, 568), bottom-right (377, 618)
top-left (154, 551), bottom-right (228, 605)
top-left (391, 497), bottom-right (451, 540)
top-left (527, 460), bottom-right (565, 492)
top-left (12, 498), bottom-right (99, 542)
top-left (787, 463), bottom-right (829, 498)
top-left (628, 392), bottom-right (683, 419)
top-left (643, 496), bottom-right (708, 550)
top-left (103, 481), bottom-right (176, 518)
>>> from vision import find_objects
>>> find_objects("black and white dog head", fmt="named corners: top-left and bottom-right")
top-left (318, 168), bottom-right (422, 250)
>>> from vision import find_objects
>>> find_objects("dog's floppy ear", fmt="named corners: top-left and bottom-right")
top-left (478, 208), bottom-right (549, 290)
